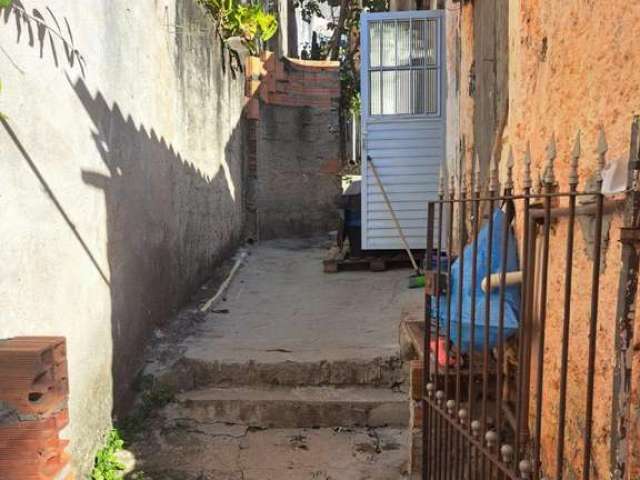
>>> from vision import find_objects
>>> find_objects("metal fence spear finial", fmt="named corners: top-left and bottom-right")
top-left (505, 146), bottom-right (515, 191)
top-left (490, 152), bottom-right (500, 192)
top-left (596, 127), bottom-right (608, 186)
top-left (450, 173), bottom-right (456, 198)
top-left (523, 142), bottom-right (532, 190)
top-left (569, 130), bottom-right (581, 187)
top-left (544, 133), bottom-right (557, 186)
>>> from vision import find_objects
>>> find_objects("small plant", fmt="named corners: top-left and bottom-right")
top-left (119, 379), bottom-right (175, 440)
top-left (198, 0), bottom-right (278, 54)
top-left (91, 429), bottom-right (125, 480)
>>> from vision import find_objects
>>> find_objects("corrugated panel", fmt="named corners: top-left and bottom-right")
top-left (360, 10), bottom-right (445, 251)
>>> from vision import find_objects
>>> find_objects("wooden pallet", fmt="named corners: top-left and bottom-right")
top-left (323, 244), bottom-right (423, 273)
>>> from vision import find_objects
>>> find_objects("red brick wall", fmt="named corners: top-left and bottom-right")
top-left (245, 53), bottom-right (340, 119)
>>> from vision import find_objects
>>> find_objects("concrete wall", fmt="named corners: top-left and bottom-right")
top-left (245, 55), bottom-right (342, 240)
top-left (257, 103), bottom-right (341, 239)
top-left (0, 0), bottom-right (245, 473)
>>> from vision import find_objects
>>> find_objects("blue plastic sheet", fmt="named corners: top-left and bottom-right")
top-left (436, 208), bottom-right (521, 353)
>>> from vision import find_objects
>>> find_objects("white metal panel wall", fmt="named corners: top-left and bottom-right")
top-left (361, 11), bottom-right (445, 250)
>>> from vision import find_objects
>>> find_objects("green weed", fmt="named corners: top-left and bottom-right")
top-left (91, 429), bottom-right (125, 480)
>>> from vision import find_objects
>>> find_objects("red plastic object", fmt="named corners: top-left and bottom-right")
top-left (430, 337), bottom-right (461, 367)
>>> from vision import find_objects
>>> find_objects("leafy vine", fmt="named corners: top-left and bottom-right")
top-left (197, 0), bottom-right (278, 55)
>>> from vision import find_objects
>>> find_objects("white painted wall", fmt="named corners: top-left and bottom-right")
top-left (0, 0), bottom-right (245, 473)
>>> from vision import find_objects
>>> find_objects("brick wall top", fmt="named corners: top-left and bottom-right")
top-left (244, 53), bottom-right (341, 118)
top-left (284, 57), bottom-right (340, 72)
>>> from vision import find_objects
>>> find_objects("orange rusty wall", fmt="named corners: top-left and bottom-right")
top-left (506, 0), bottom-right (640, 181)
top-left (525, 210), bottom-right (624, 479)
top-left (503, 1), bottom-right (640, 479)
top-left (451, 0), bottom-right (640, 477)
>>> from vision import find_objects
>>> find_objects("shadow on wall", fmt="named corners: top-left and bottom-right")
top-left (1, 0), bottom-right (86, 75)
top-left (2, 79), bottom-right (244, 413)
top-left (73, 78), bottom-right (244, 413)
top-left (2, 0), bottom-right (246, 418)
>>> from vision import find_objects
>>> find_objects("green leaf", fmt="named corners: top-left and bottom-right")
top-left (0, 0), bottom-right (12, 8)
top-left (256, 11), bottom-right (278, 42)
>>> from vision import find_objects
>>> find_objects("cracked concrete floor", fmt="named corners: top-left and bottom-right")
top-left (129, 421), bottom-right (408, 480)
top-left (127, 237), bottom-right (416, 479)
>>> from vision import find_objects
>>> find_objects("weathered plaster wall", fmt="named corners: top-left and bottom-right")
top-left (0, 0), bottom-right (244, 474)
top-left (257, 103), bottom-right (341, 239)
top-left (448, 0), bottom-right (508, 181)
top-left (444, 1), bottom-right (460, 180)
top-left (503, 2), bottom-right (640, 478)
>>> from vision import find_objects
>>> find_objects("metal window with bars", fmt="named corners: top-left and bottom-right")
top-left (368, 18), bottom-right (440, 116)
top-left (421, 118), bottom-right (640, 480)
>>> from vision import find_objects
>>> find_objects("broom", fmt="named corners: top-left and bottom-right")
top-left (367, 156), bottom-right (423, 287)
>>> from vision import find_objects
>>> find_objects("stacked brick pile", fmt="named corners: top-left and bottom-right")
top-left (0, 337), bottom-right (73, 479)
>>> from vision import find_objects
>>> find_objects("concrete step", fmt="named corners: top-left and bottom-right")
top-left (130, 425), bottom-right (409, 480)
top-left (157, 355), bottom-right (406, 391)
top-left (171, 385), bottom-right (408, 428)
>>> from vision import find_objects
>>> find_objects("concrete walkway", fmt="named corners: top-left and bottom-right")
top-left (132, 238), bottom-right (422, 479)
top-left (184, 238), bottom-right (421, 365)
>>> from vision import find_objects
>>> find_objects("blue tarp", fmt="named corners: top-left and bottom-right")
top-left (436, 208), bottom-right (521, 353)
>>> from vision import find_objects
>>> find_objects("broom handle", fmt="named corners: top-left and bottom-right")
top-left (368, 156), bottom-right (420, 273)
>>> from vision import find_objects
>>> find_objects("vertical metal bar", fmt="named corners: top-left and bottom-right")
top-left (521, 213), bottom-right (538, 464)
top-left (610, 116), bottom-right (640, 479)
top-left (424, 202), bottom-right (435, 480)
top-left (555, 133), bottom-right (581, 479)
top-left (446, 183), bottom-right (455, 397)
top-left (455, 183), bottom-right (466, 480)
top-left (434, 190), bottom-right (444, 480)
top-left (533, 187), bottom-right (553, 480)
top-left (495, 190), bottom-right (513, 480)
top-left (514, 186), bottom-right (533, 466)
top-left (444, 181), bottom-right (455, 480)
top-left (495, 196), bottom-right (511, 446)
top-left (554, 187), bottom-right (576, 479)
top-left (582, 189), bottom-right (604, 480)
top-left (437, 390), bottom-right (445, 480)
top-left (482, 192), bottom-right (495, 480)
top-left (467, 171), bottom-right (480, 480)
top-left (468, 184), bottom-right (480, 480)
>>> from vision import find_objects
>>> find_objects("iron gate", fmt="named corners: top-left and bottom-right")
top-left (421, 120), bottom-right (640, 480)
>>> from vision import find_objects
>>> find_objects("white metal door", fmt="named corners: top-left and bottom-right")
top-left (360, 10), bottom-right (445, 250)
